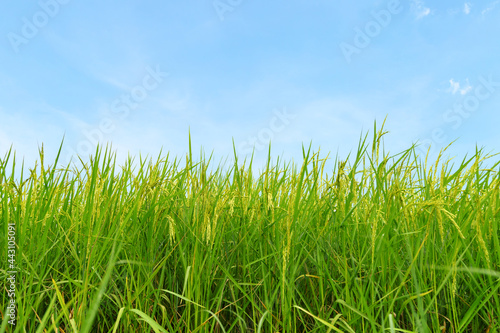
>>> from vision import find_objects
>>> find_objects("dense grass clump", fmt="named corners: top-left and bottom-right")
top-left (1, 125), bottom-right (500, 332)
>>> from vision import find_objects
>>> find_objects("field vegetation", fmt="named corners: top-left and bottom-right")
top-left (1, 123), bottom-right (500, 332)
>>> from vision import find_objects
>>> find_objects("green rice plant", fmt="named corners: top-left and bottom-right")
top-left (1, 123), bottom-right (499, 332)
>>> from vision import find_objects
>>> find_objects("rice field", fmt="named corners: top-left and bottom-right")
top-left (1, 124), bottom-right (500, 332)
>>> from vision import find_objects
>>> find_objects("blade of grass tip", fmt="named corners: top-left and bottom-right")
top-left (182, 266), bottom-right (191, 297)
top-left (256, 311), bottom-right (269, 333)
top-left (162, 289), bottom-right (206, 309)
top-left (128, 309), bottom-right (169, 333)
top-left (188, 128), bottom-right (193, 170)
top-left (80, 241), bottom-right (122, 333)
top-left (292, 143), bottom-right (312, 225)
top-left (231, 138), bottom-right (242, 191)
top-left (388, 313), bottom-right (396, 333)
top-left (202, 309), bottom-right (227, 333)
top-left (335, 299), bottom-right (377, 326)
top-left (111, 307), bottom-right (127, 333)
top-left (293, 305), bottom-right (344, 333)
top-left (337, 318), bottom-right (357, 333)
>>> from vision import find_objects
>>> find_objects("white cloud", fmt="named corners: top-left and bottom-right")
top-left (448, 79), bottom-right (472, 95)
top-left (464, 2), bottom-right (472, 14)
top-left (482, 0), bottom-right (499, 14)
top-left (411, 0), bottom-right (431, 19)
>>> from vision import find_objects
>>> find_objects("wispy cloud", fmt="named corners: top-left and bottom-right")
top-left (464, 2), bottom-right (472, 14)
top-left (482, 0), bottom-right (499, 14)
top-left (411, 0), bottom-right (431, 19)
top-left (448, 79), bottom-right (472, 95)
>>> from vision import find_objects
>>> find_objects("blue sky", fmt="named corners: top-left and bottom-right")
top-left (1, 0), bottom-right (500, 174)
